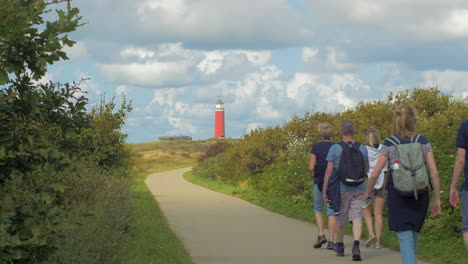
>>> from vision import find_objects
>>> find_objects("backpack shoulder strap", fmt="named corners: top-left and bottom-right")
top-left (411, 134), bottom-right (422, 143)
top-left (386, 135), bottom-right (400, 146)
top-left (353, 142), bottom-right (361, 150)
top-left (338, 141), bottom-right (347, 149)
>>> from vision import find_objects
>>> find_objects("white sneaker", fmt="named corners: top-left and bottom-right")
top-left (364, 234), bottom-right (376, 247)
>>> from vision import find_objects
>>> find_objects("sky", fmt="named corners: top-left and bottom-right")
top-left (45, 0), bottom-right (468, 143)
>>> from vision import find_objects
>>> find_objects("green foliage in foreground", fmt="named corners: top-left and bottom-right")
top-left (0, 1), bottom-right (134, 263)
top-left (193, 87), bottom-right (468, 264)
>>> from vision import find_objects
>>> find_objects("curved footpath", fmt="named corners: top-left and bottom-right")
top-left (146, 168), bottom-right (430, 264)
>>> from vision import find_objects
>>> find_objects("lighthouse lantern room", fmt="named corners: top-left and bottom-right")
top-left (214, 97), bottom-right (225, 138)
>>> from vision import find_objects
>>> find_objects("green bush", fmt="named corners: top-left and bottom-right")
top-left (46, 166), bottom-right (133, 264)
top-left (197, 141), bottom-right (231, 163)
top-left (252, 161), bottom-right (312, 198)
top-left (0, 2), bottom-right (134, 263)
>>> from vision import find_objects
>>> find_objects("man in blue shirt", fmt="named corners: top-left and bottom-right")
top-left (322, 120), bottom-right (369, 261)
top-left (450, 120), bottom-right (468, 248)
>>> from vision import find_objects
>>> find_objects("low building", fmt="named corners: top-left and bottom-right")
top-left (158, 136), bottom-right (192, 141)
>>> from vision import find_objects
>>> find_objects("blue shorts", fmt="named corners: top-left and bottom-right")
top-left (462, 190), bottom-right (468, 233)
top-left (313, 184), bottom-right (334, 216)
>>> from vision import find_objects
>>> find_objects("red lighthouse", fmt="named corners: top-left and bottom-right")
top-left (214, 97), bottom-right (225, 138)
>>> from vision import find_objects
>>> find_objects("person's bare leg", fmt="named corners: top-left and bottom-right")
top-left (328, 215), bottom-right (336, 242)
top-left (336, 223), bottom-right (345, 243)
top-left (315, 212), bottom-right (325, 236)
top-left (464, 233), bottom-right (468, 249)
top-left (363, 206), bottom-right (374, 236)
top-left (374, 197), bottom-right (385, 247)
top-left (352, 219), bottom-right (362, 241)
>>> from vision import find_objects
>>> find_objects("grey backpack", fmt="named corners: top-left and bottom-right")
top-left (386, 134), bottom-right (429, 200)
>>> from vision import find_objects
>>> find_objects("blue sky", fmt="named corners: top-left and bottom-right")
top-left (45, 0), bottom-right (468, 143)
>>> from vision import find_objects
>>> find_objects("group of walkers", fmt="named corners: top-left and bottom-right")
top-left (308, 105), bottom-right (468, 263)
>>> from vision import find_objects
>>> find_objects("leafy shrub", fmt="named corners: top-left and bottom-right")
top-left (252, 160), bottom-right (312, 198)
top-left (46, 166), bottom-right (133, 264)
top-left (197, 141), bottom-right (231, 163)
top-left (0, 2), bottom-right (134, 263)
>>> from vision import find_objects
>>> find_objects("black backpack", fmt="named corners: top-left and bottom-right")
top-left (338, 141), bottom-right (366, 186)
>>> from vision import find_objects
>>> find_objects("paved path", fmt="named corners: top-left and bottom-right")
top-left (146, 168), bottom-right (430, 264)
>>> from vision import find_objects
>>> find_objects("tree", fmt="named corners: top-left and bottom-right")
top-left (0, 0), bottom-right (81, 85)
top-left (0, 1), bottom-right (83, 262)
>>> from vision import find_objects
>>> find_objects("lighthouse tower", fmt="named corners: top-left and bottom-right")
top-left (214, 97), bottom-right (225, 138)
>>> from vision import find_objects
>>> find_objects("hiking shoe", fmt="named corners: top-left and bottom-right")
top-left (352, 242), bottom-right (362, 261)
top-left (313, 235), bottom-right (327, 248)
top-left (336, 243), bottom-right (344, 257)
top-left (327, 241), bottom-right (335, 250)
top-left (374, 243), bottom-right (381, 249)
top-left (364, 234), bottom-right (376, 247)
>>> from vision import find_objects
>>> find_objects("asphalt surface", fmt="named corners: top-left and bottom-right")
top-left (146, 168), bottom-right (430, 264)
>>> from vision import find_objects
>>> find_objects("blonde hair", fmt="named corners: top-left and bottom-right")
top-left (365, 128), bottom-right (381, 146)
top-left (393, 105), bottom-right (417, 137)
top-left (318, 122), bottom-right (333, 139)
top-left (340, 119), bottom-right (355, 136)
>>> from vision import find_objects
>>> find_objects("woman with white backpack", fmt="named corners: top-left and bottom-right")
top-left (362, 128), bottom-right (387, 249)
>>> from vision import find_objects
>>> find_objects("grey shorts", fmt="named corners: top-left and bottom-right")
top-left (337, 191), bottom-right (365, 226)
top-left (462, 190), bottom-right (468, 233)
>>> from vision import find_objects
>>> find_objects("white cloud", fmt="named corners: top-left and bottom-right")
top-left (302, 46), bottom-right (358, 73)
top-left (99, 43), bottom-right (273, 87)
top-left (442, 9), bottom-right (468, 38)
top-left (136, 0), bottom-right (312, 46)
top-left (306, 0), bottom-right (468, 41)
top-left (422, 70), bottom-right (468, 97)
top-left (197, 50), bottom-right (271, 75)
top-left (100, 60), bottom-right (194, 87)
top-left (197, 51), bottom-right (224, 74)
top-left (121, 48), bottom-right (155, 60)
top-left (325, 47), bottom-right (357, 71)
top-left (285, 72), bottom-right (370, 112)
top-left (256, 97), bottom-right (282, 120)
top-left (286, 72), bottom-right (318, 108)
top-left (63, 42), bottom-right (88, 60)
top-left (76, 0), bottom-right (312, 49)
top-left (151, 88), bottom-right (184, 106)
top-left (246, 122), bottom-right (264, 133)
top-left (302, 47), bottom-right (318, 63)
top-left (115, 85), bottom-right (128, 96)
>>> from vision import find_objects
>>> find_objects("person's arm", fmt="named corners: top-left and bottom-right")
top-left (363, 146), bottom-right (369, 174)
top-left (309, 154), bottom-right (316, 172)
top-left (450, 148), bottom-right (466, 207)
top-left (365, 154), bottom-right (388, 198)
top-left (322, 161), bottom-right (334, 202)
top-left (426, 151), bottom-right (441, 217)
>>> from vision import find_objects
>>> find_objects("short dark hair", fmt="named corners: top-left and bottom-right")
top-left (340, 119), bottom-right (355, 136)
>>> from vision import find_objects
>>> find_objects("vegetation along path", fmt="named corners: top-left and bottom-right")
top-left (146, 168), bottom-right (430, 264)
